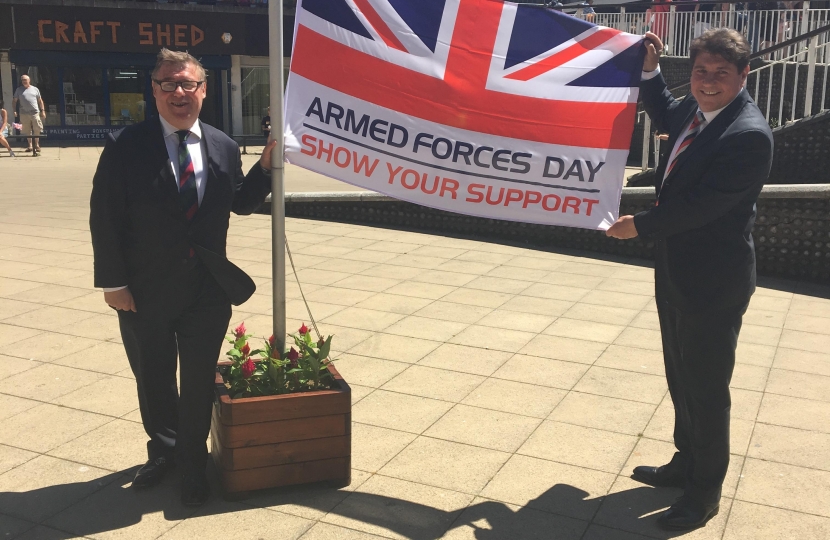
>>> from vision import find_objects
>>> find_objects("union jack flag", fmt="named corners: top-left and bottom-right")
top-left (290, 0), bottom-right (645, 150)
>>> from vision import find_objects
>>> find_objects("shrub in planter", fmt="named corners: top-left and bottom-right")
top-left (211, 322), bottom-right (351, 496)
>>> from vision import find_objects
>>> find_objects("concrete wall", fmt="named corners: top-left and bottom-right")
top-left (269, 185), bottom-right (830, 282)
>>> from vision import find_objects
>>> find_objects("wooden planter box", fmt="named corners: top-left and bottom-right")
top-left (210, 363), bottom-right (351, 495)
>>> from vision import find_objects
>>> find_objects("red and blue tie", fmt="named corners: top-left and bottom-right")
top-left (665, 111), bottom-right (705, 178)
top-left (176, 130), bottom-right (198, 221)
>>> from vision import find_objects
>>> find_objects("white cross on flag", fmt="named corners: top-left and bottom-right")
top-left (284, 0), bottom-right (645, 230)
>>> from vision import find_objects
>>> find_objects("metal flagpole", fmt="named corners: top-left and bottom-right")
top-left (269, 0), bottom-right (286, 353)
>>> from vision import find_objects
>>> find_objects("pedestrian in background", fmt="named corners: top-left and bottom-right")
top-left (261, 106), bottom-right (271, 138)
top-left (12, 75), bottom-right (46, 156)
top-left (0, 101), bottom-right (15, 157)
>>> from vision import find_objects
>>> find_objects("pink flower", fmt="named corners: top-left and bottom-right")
top-left (298, 323), bottom-right (309, 335)
top-left (240, 343), bottom-right (251, 357)
top-left (233, 322), bottom-right (247, 339)
top-left (287, 347), bottom-right (300, 368)
top-left (241, 358), bottom-right (255, 378)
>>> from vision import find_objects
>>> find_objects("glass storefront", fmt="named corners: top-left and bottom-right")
top-left (241, 66), bottom-right (269, 135)
top-left (108, 69), bottom-right (146, 126)
top-left (63, 67), bottom-right (106, 126)
top-left (10, 56), bottom-right (229, 140)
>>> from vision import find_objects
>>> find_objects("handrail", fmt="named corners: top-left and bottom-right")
top-left (667, 22), bottom-right (830, 94)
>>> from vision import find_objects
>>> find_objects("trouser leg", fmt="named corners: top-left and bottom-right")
top-left (118, 308), bottom-right (179, 461)
top-left (676, 304), bottom-right (745, 495)
top-left (173, 273), bottom-right (232, 477)
top-left (657, 300), bottom-right (692, 476)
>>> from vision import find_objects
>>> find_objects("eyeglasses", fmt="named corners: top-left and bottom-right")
top-left (153, 80), bottom-right (205, 92)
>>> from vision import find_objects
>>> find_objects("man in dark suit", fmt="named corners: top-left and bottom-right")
top-left (607, 29), bottom-right (773, 531)
top-left (90, 49), bottom-right (277, 506)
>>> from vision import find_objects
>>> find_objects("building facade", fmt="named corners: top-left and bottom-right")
top-left (0, 0), bottom-right (291, 141)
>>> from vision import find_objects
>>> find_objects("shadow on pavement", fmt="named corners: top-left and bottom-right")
top-left (1, 468), bottom-right (701, 539)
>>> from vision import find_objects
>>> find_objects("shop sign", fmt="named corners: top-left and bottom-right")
top-left (44, 126), bottom-right (122, 140)
top-left (11, 5), bottom-right (249, 55)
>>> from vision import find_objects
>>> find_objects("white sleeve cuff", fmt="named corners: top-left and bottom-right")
top-left (102, 286), bottom-right (128, 292)
top-left (641, 66), bottom-right (661, 81)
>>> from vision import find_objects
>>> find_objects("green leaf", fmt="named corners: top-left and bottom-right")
top-left (318, 336), bottom-right (333, 360)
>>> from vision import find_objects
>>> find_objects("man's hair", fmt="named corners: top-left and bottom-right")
top-left (690, 28), bottom-right (751, 71)
top-left (20, 75), bottom-right (29, 81)
top-left (151, 48), bottom-right (206, 81)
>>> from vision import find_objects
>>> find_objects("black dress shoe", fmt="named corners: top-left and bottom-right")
top-left (631, 454), bottom-right (686, 488)
top-left (657, 494), bottom-right (719, 531)
top-left (181, 473), bottom-right (210, 507)
top-left (132, 456), bottom-right (172, 489)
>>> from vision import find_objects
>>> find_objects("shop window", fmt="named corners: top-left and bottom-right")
top-left (109, 69), bottom-right (146, 126)
top-left (241, 67), bottom-right (269, 135)
top-left (13, 66), bottom-right (61, 126)
top-left (63, 67), bottom-right (105, 126)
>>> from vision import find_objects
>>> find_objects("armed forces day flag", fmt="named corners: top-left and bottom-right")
top-left (284, 0), bottom-right (645, 230)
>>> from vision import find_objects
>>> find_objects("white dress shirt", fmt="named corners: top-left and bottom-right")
top-left (103, 117), bottom-right (207, 292)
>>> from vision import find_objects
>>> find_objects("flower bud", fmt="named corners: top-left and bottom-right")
top-left (233, 322), bottom-right (247, 339)
top-left (241, 343), bottom-right (251, 357)
top-left (299, 323), bottom-right (309, 335)
top-left (241, 358), bottom-right (255, 378)
top-left (287, 347), bottom-right (300, 368)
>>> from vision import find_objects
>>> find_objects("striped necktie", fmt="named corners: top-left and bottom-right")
top-left (665, 111), bottom-right (705, 178)
top-left (176, 130), bottom-right (198, 221)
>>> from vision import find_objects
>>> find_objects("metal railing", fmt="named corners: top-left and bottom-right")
top-left (747, 33), bottom-right (830, 126)
top-left (578, 3), bottom-right (830, 60)
top-left (636, 23), bottom-right (830, 171)
top-left (134, 0), bottom-right (271, 5)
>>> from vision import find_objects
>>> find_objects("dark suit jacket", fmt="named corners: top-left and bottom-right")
top-left (633, 74), bottom-right (773, 313)
top-left (90, 116), bottom-right (271, 306)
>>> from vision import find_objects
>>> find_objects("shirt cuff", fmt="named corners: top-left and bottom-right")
top-left (102, 286), bottom-right (128, 292)
top-left (641, 66), bottom-right (661, 81)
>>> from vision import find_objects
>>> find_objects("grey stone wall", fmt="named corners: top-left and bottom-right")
top-left (270, 186), bottom-right (830, 282)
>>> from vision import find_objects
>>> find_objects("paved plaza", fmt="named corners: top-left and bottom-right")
top-left (0, 147), bottom-right (829, 539)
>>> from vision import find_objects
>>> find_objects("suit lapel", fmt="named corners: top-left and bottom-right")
top-left (197, 123), bottom-right (223, 219)
top-left (664, 90), bottom-right (750, 183)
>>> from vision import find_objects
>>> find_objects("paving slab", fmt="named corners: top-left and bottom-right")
top-left (1, 151), bottom-right (829, 539)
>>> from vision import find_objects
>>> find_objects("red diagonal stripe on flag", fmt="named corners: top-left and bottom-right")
top-left (352, 0), bottom-right (408, 52)
top-left (291, 0), bottom-right (636, 149)
top-left (505, 27), bottom-right (620, 81)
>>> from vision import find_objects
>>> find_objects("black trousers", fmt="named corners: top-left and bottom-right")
top-left (656, 298), bottom-right (748, 498)
top-left (118, 263), bottom-right (232, 477)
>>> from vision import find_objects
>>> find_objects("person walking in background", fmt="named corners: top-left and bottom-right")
top-left (607, 28), bottom-right (773, 531)
top-left (261, 106), bottom-right (271, 138)
top-left (12, 75), bottom-right (46, 156)
top-left (0, 101), bottom-right (16, 157)
top-left (90, 48), bottom-right (277, 507)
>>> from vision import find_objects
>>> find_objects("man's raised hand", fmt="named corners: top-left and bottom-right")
top-left (643, 32), bottom-right (664, 73)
